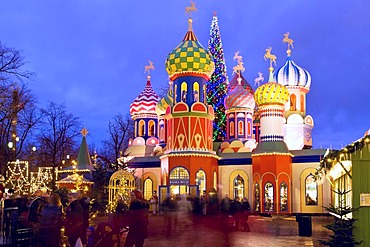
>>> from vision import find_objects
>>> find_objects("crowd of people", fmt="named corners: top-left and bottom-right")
top-left (2, 189), bottom-right (251, 246)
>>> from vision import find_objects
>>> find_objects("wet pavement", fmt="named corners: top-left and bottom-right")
top-left (142, 213), bottom-right (333, 247)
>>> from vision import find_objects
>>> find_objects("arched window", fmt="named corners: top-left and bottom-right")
top-left (193, 82), bottom-right (199, 102)
top-left (230, 121), bottom-right (235, 136)
top-left (139, 120), bottom-right (145, 136)
top-left (280, 182), bottom-right (288, 212)
top-left (196, 170), bottom-right (206, 194)
top-left (247, 122), bottom-right (251, 136)
top-left (290, 94), bottom-right (296, 111)
top-left (254, 182), bottom-right (260, 212)
top-left (159, 126), bottom-right (164, 141)
top-left (169, 167), bottom-right (190, 195)
top-left (300, 95), bottom-right (305, 112)
top-left (305, 174), bottom-right (318, 206)
top-left (174, 84), bottom-right (177, 104)
top-left (181, 82), bottom-right (187, 102)
top-left (148, 120), bottom-right (155, 136)
top-left (143, 178), bottom-right (153, 200)
top-left (238, 121), bottom-right (244, 136)
top-left (264, 182), bottom-right (274, 212)
top-left (203, 85), bottom-right (206, 104)
top-left (213, 171), bottom-right (217, 191)
top-left (233, 175), bottom-right (244, 199)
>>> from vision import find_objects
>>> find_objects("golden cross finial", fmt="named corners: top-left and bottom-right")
top-left (144, 60), bottom-right (155, 75)
top-left (185, 1), bottom-right (197, 16)
top-left (81, 128), bottom-right (88, 137)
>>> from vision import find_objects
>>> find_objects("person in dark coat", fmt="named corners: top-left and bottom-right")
top-left (124, 190), bottom-right (150, 247)
top-left (240, 197), bottom-right (251, 232)
top-left (39, 193), bottom-right (63, 246)
top-left (113, 194), bottom-right (127, 230)
top-left (77, 190), bottom-right (90, 245)
top-left (230, 196), bottom-right (242, 230)
top-left (65, 192), bottom-right (84, 247)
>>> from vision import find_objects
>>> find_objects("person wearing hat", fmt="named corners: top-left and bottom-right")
top-left (149, 190), bottom-right (159, 215)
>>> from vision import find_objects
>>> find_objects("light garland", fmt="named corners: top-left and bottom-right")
top-left (5, 161), bottom-right (30, 195)
top-left (206, 13), bottom-right (228, 141)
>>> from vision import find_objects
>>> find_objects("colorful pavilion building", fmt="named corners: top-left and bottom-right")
top-left (126, 14), bottom-right (331, 215)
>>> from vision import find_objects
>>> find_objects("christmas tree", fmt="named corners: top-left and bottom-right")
top-left (207, 12), bottom-right (228, 141)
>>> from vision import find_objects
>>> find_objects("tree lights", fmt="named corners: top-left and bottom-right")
top-left (207, 13), bottom-right (228, 141)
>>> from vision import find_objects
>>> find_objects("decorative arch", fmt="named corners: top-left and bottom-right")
top-left (230, 121), bottom-right (235, 136)
top-left (195, 170), bottom-right (206, 194)
top-left (169, 166), bottom-right (190, 195)
top-left (264, 181), bottom-right (274, 212)
top-left (193, 82), bottom-right (199, 102)
top-left (181, 82), bottom-right (187, 102)
top-left (142, 172), bottom-right (157, 200)
top-left (229, 170), bottom-right (248, 199)
top-left (139, 120), bottom-right (145, 136)
top-left (290, 94), bottom-right (296, 111)
top-left (300, 168), bottom-right (323, 213)
top-left (108, 170), bottom-right (136, 212)
top-left (280, 182), bottom-right (288, 212)
top-left (254, 182), bottom-right (260, 212)
top-left (148, 120), bottom-right (155, 136)
top-left (238, 120), bottom-right (244, 135)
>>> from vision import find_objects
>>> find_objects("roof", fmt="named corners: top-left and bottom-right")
top-left (128, 156), bottom-right (161, 168)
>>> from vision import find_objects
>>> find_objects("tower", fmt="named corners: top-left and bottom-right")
top-left (162, 16), bottom-right (218, 195)
top-left (274, 33), bottom-right (313, 150)
top-left (252, 48), bottom-right (292, 214)
top-left (129, 75), bottom-right (160, 146)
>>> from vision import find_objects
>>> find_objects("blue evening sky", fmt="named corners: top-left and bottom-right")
top-left (1, 0), bottom-right (369, 149)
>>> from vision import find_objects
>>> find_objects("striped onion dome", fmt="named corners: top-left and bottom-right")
top-left (273, 52), bottom-right (311, 90)
top-left (228, 72), bottom-right (254, 93)
top-left (225, 78), bottom-right (255, 110)
top-left (130, 76), bottom-right (159, 116)
top-left (165, 18), bottom-right (214, 80)
top-left (254, 82), bottom-right (289, 106)
top-left (156, 84), bottom-right (173, 115)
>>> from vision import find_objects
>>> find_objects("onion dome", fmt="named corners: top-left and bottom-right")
top-left (273, 50), bottom-right (311, 90)
top-left (156, 82), bottom-right (174, 115)
top-left (228, 72), bottom-right (254, 93)
top-left (165, 18), bottom-right (215, 80)
top-left (225, 77), bottom-right (255, 109)
top-left (254, 81), bottom-right (289, 106)
top-left (130, 76), bottom-right (159, 116)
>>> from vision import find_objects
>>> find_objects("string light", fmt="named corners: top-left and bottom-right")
top-left (207, 14), bottom-right (228, 141)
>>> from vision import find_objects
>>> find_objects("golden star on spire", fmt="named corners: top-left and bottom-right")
top-left (81, 128), bottom-right (88, 137)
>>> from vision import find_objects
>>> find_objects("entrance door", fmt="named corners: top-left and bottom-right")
top-left (169, 166), bottom-right (190, 196)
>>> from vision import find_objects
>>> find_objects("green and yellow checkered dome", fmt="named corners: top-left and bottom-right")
top-left (165, 18), bottom-right (214, 80)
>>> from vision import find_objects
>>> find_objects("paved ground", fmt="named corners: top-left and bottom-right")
top-left (140, 213), bottom-right (333, 247)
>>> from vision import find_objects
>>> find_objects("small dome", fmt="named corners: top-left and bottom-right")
top-left (273, 54), bottom-right (311, 90)
top-left (156, 85), bottom-right (173, 115)
top-left (228, 72), bottom-right (254, 93)
top-left (130, 76), bottom-right (159, 116)
top-left (225, 79), bottom-right (255, 110)
top-left (165, 18), bottom-right (214, 80)
top-left (254, 82), bottom-right (289, 106)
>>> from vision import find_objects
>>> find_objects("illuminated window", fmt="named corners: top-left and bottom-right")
top-left (196, 170), bottom-right (206, 194)
top-left (143, 178), bottom-right (153, 200)
top-left (193, 82), bottom-right (199, 102)
top-left (148, 120), bottom-right (155, 136)
top-left (280, 182), bottom-right (288, 212)
top-left (181, 82), bottom-right (187, 102)
top-left (238, 121), bottom-right (244, 135)
top-left (254, 183), bottom-right (260, 212)
top-left (264, 182), bottom-right (274, 212)
top-left (139, 120), bottom-right (145, 136)
top-left (305, 174), bottom-right (318, 206)
top-left (159, 126), bottom-right (164, 141)
top-left (230, 121), bottom-right (234, 136)
top-left (169, 167), bottom-right (189, 195)
top-left (233, 175), bottom-right (244, 199)
top-left (290, 94), bottom-right (296, 111)
top-left (247, 122), bottom-right (251, 136)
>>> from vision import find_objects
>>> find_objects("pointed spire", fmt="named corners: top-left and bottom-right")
top-left (146, 75), bottom-right (151, 86)
top-left (76, 129), bottom-right (94, 171)
top-left (183, 18), bottom-right (197, 41)
top-left (268, 67), bottom-right (274, 82)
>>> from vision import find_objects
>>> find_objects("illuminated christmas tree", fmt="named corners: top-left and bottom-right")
top-left (207, 12), bottom-right (228, 141)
